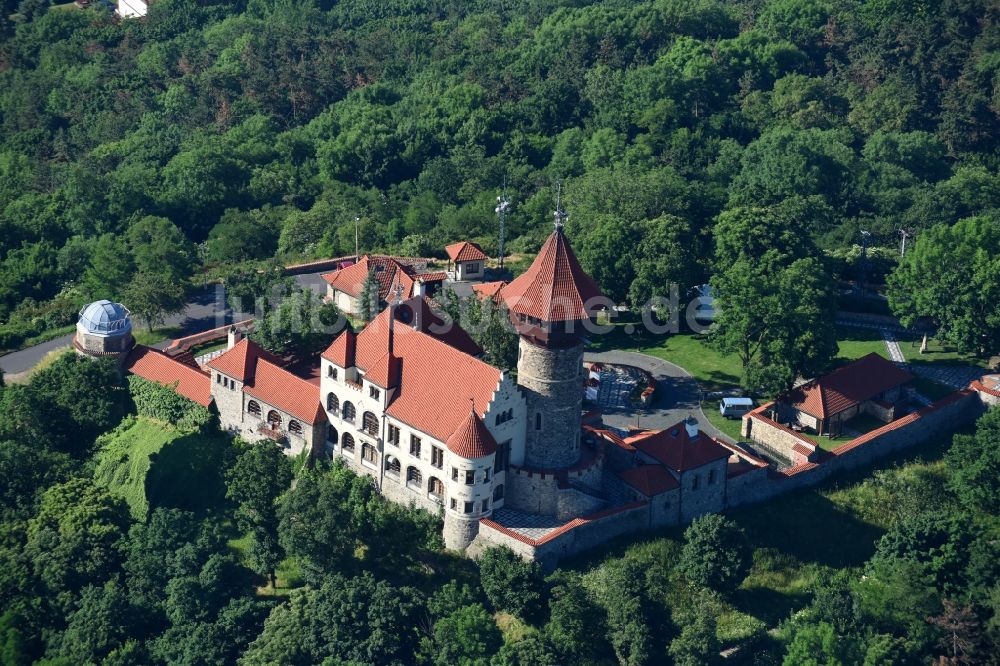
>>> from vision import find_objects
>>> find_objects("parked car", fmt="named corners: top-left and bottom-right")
top-left (720, 397), bottom-right (754, 419)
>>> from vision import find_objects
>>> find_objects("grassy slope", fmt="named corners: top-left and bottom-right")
top-left (93, 416), bottom-right (230, 519)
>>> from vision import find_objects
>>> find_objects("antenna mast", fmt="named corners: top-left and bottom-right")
top-left (495, 178), bottom-right (510, 269)
top-left (553, 180), bottom-right (568, 231)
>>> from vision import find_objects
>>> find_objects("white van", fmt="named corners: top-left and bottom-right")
top-left (720, 397), bottom-right (754, 419)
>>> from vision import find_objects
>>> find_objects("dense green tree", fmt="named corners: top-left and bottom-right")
top-left (0, 355), bottom-right (127, 454)
top-left (545, 572), bottom-right (606, 661)
top-left (25, 479), bottom-right (130, 612)
top-left (782, 621), bottom-right (860, 666)
top-left (0, 440), bottom-right (74, 521)
top-left (241, 573), bottom-right (422, 665)
top-left (888, 215), bottom-right (1000, 356)
top-left (678, 514), bottom-right (752, 593)
top-left (250, 288), bottom-right (346, 356)
top-left (123, 272), bottom-right (188, 332)
top-left (82, 235), bottom-right (135, 302)
top-left (226, 441), bottom-right (293, 590)
top-left (668, 597), bottom-right (720, 666)
top-left (54, 578), bottom-right (136, 665)
top-left (711, 207), bottom-right (837, 393)
top-left (946, 408), bottom-right (1000, 515)
top-left (477, 547), bottom-right (544, 621)
top-left (431, 603), bottom-right (503, 666)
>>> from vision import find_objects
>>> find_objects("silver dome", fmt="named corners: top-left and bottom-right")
top-left (78, 300), bottom-right (132, 335)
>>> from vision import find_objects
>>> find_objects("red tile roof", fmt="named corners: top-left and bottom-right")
top-left (322, 328), bottom-right (356, 367)
top-left (324, 296), bottom-right (482, 363)
top-left (206, 338), bottom-right (282, 383)
top-left (244, 357), bottom-right (324, 425)
top-left (630, 421), bottom-right (731, 472)
top-left (415, 271), bottom-right (448, 282)
top-left (343, 307), bottom-right (502, 443)
top-left (446, 409), bottom-right (497, 458)
top-left (209, 339), bottom-right (322, 424)
top-left (781, 353), bottom-right (914, 419)
top-left (618, 465), bottom-right (679, 496)
top-left (321, 255), bottom-right (416, 302)
top-left (472, 281), bottom-right (507, 304)
top-left (445, 241), bottom-right (488, 263)
top-left (503, 228), bottom-right (605, 322)
top-left (125, 345), bottom-right (213, 408)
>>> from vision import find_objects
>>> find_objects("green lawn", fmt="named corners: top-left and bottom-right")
top-left (703, 403), bottom-right (750, 442)
top-left (590, 325), bottom-right (743, 393)
top-left (834, 325), bottom-right (889, 363)
top-left (133, 325), bottom-right (184, 347)
top-left (903, 335), bottom-right (992, 368)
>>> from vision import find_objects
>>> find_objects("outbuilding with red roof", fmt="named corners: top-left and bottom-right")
top-left (445, 241), bottom-right (488, 282)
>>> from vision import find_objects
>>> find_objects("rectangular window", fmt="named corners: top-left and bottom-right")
top-left (450, 498), bottom-right (457, 510)
top-left (369, 386), bottom-right (380, 400)
top-left (484, 468), bottom-right (491, 483)
top-left (465, 470), bottom-right (475, 485)
top-left (216, 374), bottom-right (221, 384)
top-left (481, 498), bottom-right (490, 512)
top-left (410, 435), bottom-right (421, 458)
top-left (494, 441), bottom-right (510, 473)
top-left (692, 474), bottom-right (700, 490)
top-left (451, 467), bottom-right (459, 481)
top-left (464, 501), bottom-right (473, 514)
top-left (708, 469), bottom-right (716, 485)
top-left (328, 366), bottom-right (338, 379)
top-left (431, 446), bottom-right (444, 469)
top-left (387, 425), bottom-right (400, 446)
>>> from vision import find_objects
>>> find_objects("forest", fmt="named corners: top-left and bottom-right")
top-left (2, 0), bottom-right (1000, 663)
top-left (0, 0), bottom-right (998, 361)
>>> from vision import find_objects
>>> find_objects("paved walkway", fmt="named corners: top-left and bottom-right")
top-left (0, 271), bottom-right (332, 377)
top-left (838, 318), bottom-right (988, 392)
top-left (491, 507), bottom-right (565, 540)
top-left (584, 350), bottom-right (731, 443)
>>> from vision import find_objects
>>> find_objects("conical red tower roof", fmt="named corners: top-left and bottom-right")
top-left (446, 408), bottom-right (497, 459)
top-left (503, 228), bottom-right (604, 323)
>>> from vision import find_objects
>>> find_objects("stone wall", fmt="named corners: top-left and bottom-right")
top-left (505, 466), bottom-right (605, 520)
top-left (517, 339), bottom-right (585, 469)
top-left (475, 500), bottom-right (651, 570)
top-left (678, 458), bottom-right (727, 523)
top-left (742, 405), bottom-right (817, 464)
top-left (727, 389), bottom-right (986, 507)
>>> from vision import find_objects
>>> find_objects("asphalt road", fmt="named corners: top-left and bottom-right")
top-left (584, 349), bottom-right (732, 443)
top-left (0, 273), bottom-right (330, 377)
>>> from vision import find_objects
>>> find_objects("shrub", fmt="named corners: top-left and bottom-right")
top-left (678, 514), bottom-right (752, 593)
top-left (128, 375), bottom-right (215, 432)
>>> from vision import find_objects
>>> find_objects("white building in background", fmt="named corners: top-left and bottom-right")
top-left (116, 0), bottom-right (148, 18)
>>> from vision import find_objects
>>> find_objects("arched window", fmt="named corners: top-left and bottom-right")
top-left (247, 400), bottom-right (261, 417)
top-left (342, 401), bottom-right (356, 422)
top-left (327, 365), bottom-right (338, 379)
top-left (493, 484), bottom-right (504, 501)
top-left (341, 433), bottom-right (355, 452)
top-left (362, 443), bottom-right (377, 465)
top-left (327, 424), bottom-right (338, 445)
top-left (288, 420), bottom-right (303, 435)
top-left (385, 456), bottom-right (400, 477)
top-left (362, 411), bottom-right (379, 436)
top-left (428, 476), bottom-right (444, 499)
top-left (267, 410), bottom-right (281, 427)
top-left (406, 466), bottom-right (422, 488)
top-left (327, 393), bottom-right (339, 413)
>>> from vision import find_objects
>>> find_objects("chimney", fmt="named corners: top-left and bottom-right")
top-left (684, 415), bottom-right (699, 440)
top-left (227, 325), bottom-right (242, 349)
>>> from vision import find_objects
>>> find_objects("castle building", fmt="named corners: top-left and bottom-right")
top-left (319, 298), bottom-right (527, 550)
top-left (321, 255), bottom-right (447, 318)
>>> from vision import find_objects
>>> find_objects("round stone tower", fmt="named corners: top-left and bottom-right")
top-left (503, 212), bottom-right (606, 470)
top-left (443, 407), bottom-right (498, 551)
top-left (74, 300), bottom-right (135, 362)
